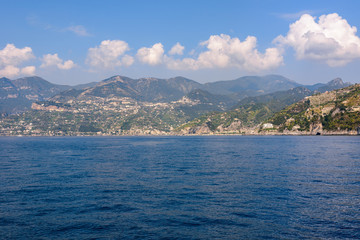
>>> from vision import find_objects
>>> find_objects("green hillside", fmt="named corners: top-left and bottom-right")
top-left (267, 84), bottom-right (360, 134)
top-left (176, 87), bottom-right (313, 134)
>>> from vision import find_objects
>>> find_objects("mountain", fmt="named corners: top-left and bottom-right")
top-left (232, 86), bottom-right (313, 112)
top-left (1, 74), bottom-right (357, 136)
top-left (50, 74), bottom-right (302, 104)
top-left (176, 87), bottom-right (314, 134)
top-left (265, 84), bottom-right (360, 135)
top-left (175, 77), bottom-right (354, 135)
top-left (0, 77), bottom-right (32, 114)
top-left (316, 78), bottom-right (352, 92)
top-left (0, 77), bottom-right (17, 98)
top-left (0, 76), bottom-right (109, 114)
top-left (186, 89), bottom-right (237, 109)
top-left (77, 76), bottom-right (140, 99)
top-left (72, 81), bottom-right (99, 90)
top-left (0, 74), bottom-right (306, 116)
top-left (305, 77), bottom-right (352, 92)
top-left (202, 74), bottom-right (300, 98)
top-left (129, 76), bottom-right (202, 102)
top-left (0, 76), bottom-right (74, 114)
top-left (12, 76), bottom-right (70, 100)
top-left (52, 75), bottom-right (203, 103)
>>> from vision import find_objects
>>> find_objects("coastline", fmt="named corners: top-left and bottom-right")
top-left (1, 130), bottom-right (359, 137)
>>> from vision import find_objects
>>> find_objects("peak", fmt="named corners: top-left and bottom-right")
top-left (327, 78), bottom-right (343, 86)
top-left (264, 74), bottom-right (286, 78)
top-left (103, 75), bottom-right (123, 82)
top-left (103, 75), bottom-right (137, 83)
top-left (14, 76), bottom-right (48, 82)
top-left (171, 76), bottom-right (187, 80)
top-left (0, 77), bottom-right (11, 81)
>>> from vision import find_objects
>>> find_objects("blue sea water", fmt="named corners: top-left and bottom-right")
top-left (0, 136), bottom-right (359, 239)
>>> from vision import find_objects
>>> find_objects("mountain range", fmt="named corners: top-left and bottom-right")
top-left (0, 74), bottom-right (351, 116)
top-left (0, 76), bottom-right (96, 115)
top-left (0, 74), bottom-right (357, 136)
top-left (266, 84), bottom-right (360, 135)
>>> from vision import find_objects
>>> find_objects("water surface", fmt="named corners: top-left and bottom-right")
top-left (0, 136), bottom-right (359, 239)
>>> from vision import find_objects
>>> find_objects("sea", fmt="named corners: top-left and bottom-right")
top-left (0, 136), bottom-right (359, 239)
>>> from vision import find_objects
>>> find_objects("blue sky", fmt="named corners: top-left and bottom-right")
top-left (1, 0), bottom-right (360, 85)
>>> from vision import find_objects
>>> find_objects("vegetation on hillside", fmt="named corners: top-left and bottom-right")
top-left (268, 84), bottom-right (360, 132)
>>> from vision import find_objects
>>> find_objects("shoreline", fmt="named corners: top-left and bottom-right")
top-left (1, 132), bottom-right (359, 137)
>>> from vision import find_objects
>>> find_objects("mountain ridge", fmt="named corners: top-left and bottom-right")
top-left (264, 84), bottom-right (360, 135)
top-left (0, 74), bottom-right (355, 133)
top-left (0, 79), bottom-right (357, 136)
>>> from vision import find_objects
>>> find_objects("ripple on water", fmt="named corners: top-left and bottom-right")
top-left (0, 136), bottom-right (359, 239)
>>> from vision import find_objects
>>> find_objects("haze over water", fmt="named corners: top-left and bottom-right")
top-left (0, 136), bottom-right (359, 239)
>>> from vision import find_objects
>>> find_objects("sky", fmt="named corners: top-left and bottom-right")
top-left (1, 0), bottom-right (360, 85)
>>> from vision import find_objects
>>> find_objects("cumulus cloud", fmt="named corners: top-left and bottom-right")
top-left (165, 34), bottom-right (283, 71)
top-left (121, 55), bottom-right (135, 67)
top-left (275, 13), bottom-right (360, 66)
top-left (41, 53), bottom-right (76, 70)
top-left (137, 43), bottom-right (164, 65)
top-left (21, 66), bottom-right (36, 75)
top-left (86, 40), bottom-right (134, 68)
top-left (0, 65), bottom-right (20, 77)
top-left (66, 25), bottom-right (91, 36)
top-left (169, 42), bottom-right (185, 55)
top-left (0, 44), bottom-right (35, 77)
top-left (0, 44), bottom-right (34, 67)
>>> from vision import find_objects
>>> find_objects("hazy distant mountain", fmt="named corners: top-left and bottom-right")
top-left (131, 76), bottom-right (202, 102)
top-left (12, 76), bottom-right (70, 100)
top-left (52, 75), bottom-right (203, 102)
top-left (0, 77), bottom-right (32, 114)
top-left (71, 81), bottom-right (99, 90)
top-left (316, 78), bottom-right (352, 92)
top-left (232, 86), bottom-right (313, 112)
top-left (305, 78), bottom-right (352, 92)
top-left (0, 74), bottom-right (354, 116)
top-left (79, 76), bottom-right (140, 98)
top-left (0, 76), bottom-right (74, 114)
top-left (202, 75), bottom-right (301, 97)
top-left (0, 77), bottom-right (17, 98)
top-left (51, 74), bottom-right (301, 103)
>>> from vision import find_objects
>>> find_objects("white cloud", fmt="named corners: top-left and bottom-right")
top-left (165, 34), bottom-right (283, 71)
top-left (66, 25), bottom-right (90, 37)
top-left (0, 44), bottom-right (34, 67)
top-left (121, 55), bottom-right (135, 67)
top-left (0, 65), bottom-right (20, 78)
top-left (59, 60), bottom-right (76, 70)
top-left (0, 44), bottom-right (35, 77)
top-left (86, 40), bottom-right (133, 68)
top-left (40, 53), bottom-right (76, 70)
top-left (137, 43), bottom-right (164, 65)
top-left (21, 66), bottom-right (36, 75)
top-left (275, 13), bottom-right (360, 66)
top-left (169, 42), bottom-right (185, 55)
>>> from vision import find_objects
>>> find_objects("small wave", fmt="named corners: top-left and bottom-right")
top-left (232, 212), bottom-right (258, 219)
